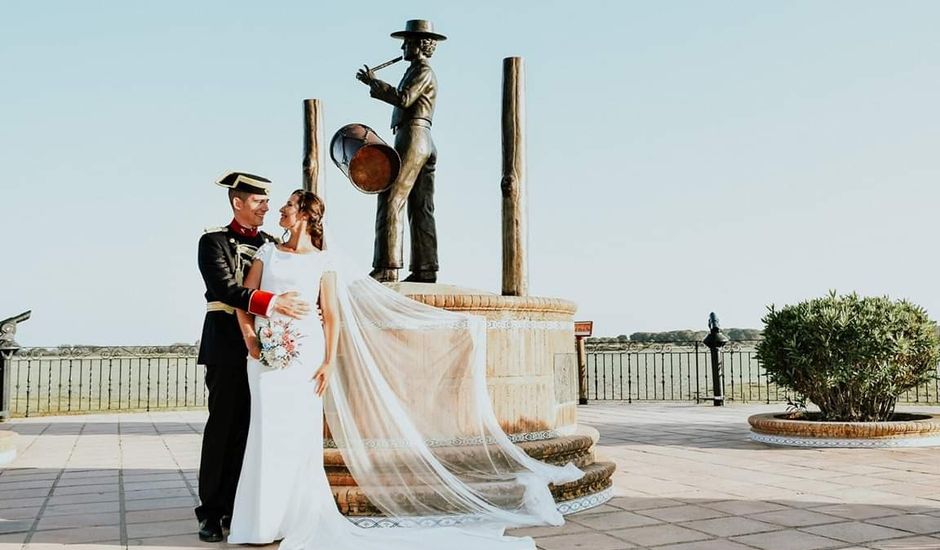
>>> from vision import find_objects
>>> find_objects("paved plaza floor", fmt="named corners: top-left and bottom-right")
top-left (1, 403), bottom-right (938, 549)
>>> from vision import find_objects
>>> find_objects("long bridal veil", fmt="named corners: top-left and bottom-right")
top-left (319, 230), bottom-right (583, 530)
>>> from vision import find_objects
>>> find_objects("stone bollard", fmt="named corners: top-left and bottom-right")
top-left (0, 311), bottom-right (30, 421)
top-left (702, 312), bottom-right (728, 406)
top-left (0, 311), bottom-right (28, 465)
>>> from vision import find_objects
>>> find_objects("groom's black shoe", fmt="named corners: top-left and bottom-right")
top-left (220, 515), bottom-right (232, 531)
top-left (198, 518), bottom-right (224, 542)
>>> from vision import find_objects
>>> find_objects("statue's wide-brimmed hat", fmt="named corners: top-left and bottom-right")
top-left (390, 20), bottom-right (446, 41)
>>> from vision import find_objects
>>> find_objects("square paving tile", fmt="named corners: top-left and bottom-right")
top-left (34, 512), bottom-right (120, 531)
top-left (867, 535), bottom-right (940, 549)
top-left (732, 529), bottom-right (845, 550)
top-left (0, 531), bottom-right (29, 544)
top-left (535, 532), bottom-right (635, 550)
top-left (750, 508), bottom-right (846, 527)
top-left (52, 483), bottom-right (117, 496)
top-left (126, 518), bottom-right (196, 538)
top-left (608, 497), bottom-right (683, 511)
top-left (124, 506), bottom-right (194, 525)
top-left (0, 488), bottom-right (49, 500)
top-left (608, 524), bottom-right (712, 547)
top-left (702, 499), bottom-right (789, 515)
top-left (124, 496), bottom-right (196, 512)
top-left (41, 501), bottom-right (120, 516)
top-left (868, 514), bottom-right (940, 535)
top-left (126, 533), bottom-right (227, 547)
top-left (811, 503), bottom-right (906, 520)
top-left (567, 504), bottom-right (624, 516)
top-left (124, 487), bottom-right (193, 501)
top-left (637, 504), bottom-right (727, 523)
top-left (0, 497), bottom-right (48, 510)
top-left (0, 519), bottom-right (33, 535)
top-left (509, 522), bottom-right (591, 539)
top-left (28, 525), bottom-right (120, 544)
top-left (656, 540), bottom-right (756, 550)
top-left (0, 479), bottom-right (55, 492)
top-left (46, 491), bottom-right (120, 506)
top-left (680, 516), bottom-right (782, 537)
top-left (801, 521), bottom-right (915, 543)
top-left (56, 475), bottom-right (118, 488)
top-left (571, 510), bottom-right (662, 530)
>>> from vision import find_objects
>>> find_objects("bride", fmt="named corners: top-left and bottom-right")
top-left (227, 190), bottom-right (583, 549)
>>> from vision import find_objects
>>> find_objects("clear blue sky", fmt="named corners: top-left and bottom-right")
top-left (2, 1), bottom-right (939, 346)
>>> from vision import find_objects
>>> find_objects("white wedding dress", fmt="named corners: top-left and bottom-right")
top-left (229, 241), bottom-right (582, 550)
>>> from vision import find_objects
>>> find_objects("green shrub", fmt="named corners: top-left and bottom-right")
top-left (755, 292), bottom-right (940, 421)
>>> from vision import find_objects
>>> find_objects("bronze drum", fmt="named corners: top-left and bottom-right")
top-left (330, 124), bottom-right (401, 194)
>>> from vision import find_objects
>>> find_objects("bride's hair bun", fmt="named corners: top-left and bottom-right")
top-left (292, 189), bottom-right (325, 249)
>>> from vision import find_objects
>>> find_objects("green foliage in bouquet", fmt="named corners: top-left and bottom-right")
top-left (755, 292), bottom-right (940, 421)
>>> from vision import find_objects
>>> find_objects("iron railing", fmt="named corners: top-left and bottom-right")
top-left (6, 342), bottom-right (940, 417)
top-left (7, 346), bottom-right (204, 417)
top-left (586, 341), bottom-right (940, 404)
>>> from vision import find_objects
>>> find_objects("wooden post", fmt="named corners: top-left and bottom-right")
top-left (574, 321), bottom-right (593, 405)
top-left (577, 337), bottom-right (588, 405)
top-left (501, 57), bottom-right (527, 296)
top-left (302, 99), bottom-right (325, 198)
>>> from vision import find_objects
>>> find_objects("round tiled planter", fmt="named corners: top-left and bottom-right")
top-left (748, 412), bottom-right (940, 448)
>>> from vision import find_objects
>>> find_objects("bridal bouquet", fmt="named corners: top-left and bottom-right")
top-left (257, 318), bottom-right (303, 369)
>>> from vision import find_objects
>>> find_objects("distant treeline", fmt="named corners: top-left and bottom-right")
top-left (587, 328), bottom-right (762, 344)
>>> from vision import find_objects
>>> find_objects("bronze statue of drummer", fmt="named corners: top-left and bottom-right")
top-left (356, 19), bottom-right (445, 283)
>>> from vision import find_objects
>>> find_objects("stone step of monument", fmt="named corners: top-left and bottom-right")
top-left (0, 430), bottom-right (17, 466)
top-left (325, 434), bottom-right (598, 487)
top-left (332, 461), bottom-right (616, 517)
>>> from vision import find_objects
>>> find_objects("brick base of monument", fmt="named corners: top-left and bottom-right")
top-left (321, 284), bottom-right (616, 520)
top-left (325, 431), bottom-right (615, 517)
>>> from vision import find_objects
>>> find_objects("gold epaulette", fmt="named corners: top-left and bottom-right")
top-left (204, 226), bottom-right (227, 234)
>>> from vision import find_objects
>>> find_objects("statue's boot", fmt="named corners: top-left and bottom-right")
top-left (403, 270), bottom-right (437, 283)
top-left (369, 268), bottom-right (399, 283)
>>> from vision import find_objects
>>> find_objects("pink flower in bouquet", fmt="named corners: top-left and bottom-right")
top-left (258, 318), bottom-right (304, 369)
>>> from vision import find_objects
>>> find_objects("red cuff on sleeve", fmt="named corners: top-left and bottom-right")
top-left (248, 290), bottom-right (275, 317)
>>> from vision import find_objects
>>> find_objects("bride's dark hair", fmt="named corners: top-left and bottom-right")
top-left (292, 189), bottom-right (325, 250)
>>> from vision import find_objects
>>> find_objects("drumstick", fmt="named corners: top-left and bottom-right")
top-left (370, 56), bottom-right (403, 72)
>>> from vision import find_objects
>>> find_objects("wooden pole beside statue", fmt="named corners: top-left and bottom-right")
top-left (303, 99), bottom-right (326, 198)
top-left (501, 57), bottom-right (528, 297)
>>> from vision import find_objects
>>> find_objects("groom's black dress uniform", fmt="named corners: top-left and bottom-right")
top-left (195, 201), bottom-right (276, 526)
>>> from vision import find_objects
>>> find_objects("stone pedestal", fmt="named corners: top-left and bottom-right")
top-left (327, 284), bottom-right (614, 522)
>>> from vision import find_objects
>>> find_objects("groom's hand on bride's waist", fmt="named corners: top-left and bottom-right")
top-left (272, 291), bottom-right (311, 319)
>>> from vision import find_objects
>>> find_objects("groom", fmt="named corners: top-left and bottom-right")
top-left (194, 171), bottom-right (310, 542)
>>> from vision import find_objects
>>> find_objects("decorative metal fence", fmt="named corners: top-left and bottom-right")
top-left (586, 342), bottom-right (940, 404)
top-left (7, 346), bottom-right (205, 417)
top-left (6, 342), bottom-right (940, 417)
